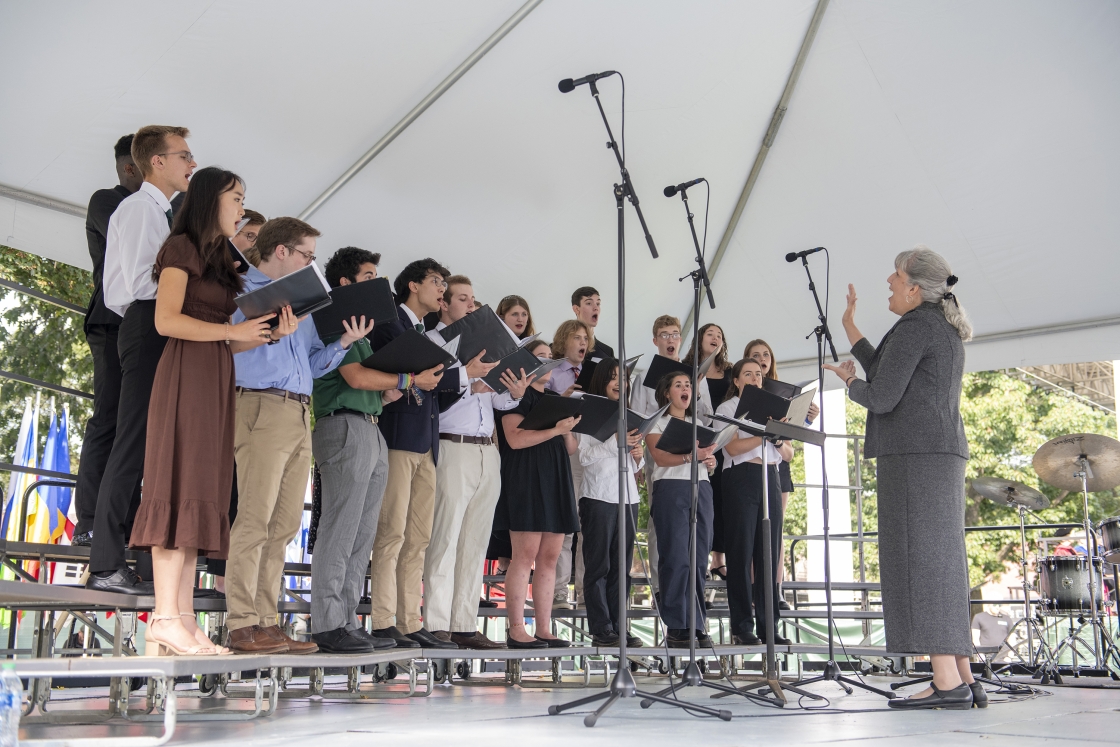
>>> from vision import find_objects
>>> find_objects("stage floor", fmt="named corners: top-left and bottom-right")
top-left (20, 674), bottom-right (1120, 746)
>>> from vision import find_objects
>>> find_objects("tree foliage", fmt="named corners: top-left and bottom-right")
top-left (0, 245), bottom-right (94, 473)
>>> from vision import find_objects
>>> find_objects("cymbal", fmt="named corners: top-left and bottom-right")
top-left (1033, 433), bottom-right (1120, 492)
top-left (971, 476), bottom-right (1050, 510)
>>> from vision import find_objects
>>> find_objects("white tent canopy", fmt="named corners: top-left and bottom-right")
top-left (2, 0), bottom-right (1118, 385)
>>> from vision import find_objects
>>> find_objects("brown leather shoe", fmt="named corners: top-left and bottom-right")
top-left (261, 625), bottom-right (318, 655)
top-left (450, 631), bottom-right (505, 650)
top-left (431, 630), bottom-right (454, 643)
top-left (226, 625), bottom-right (288, 654)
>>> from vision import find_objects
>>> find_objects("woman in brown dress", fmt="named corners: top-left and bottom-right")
top-left (130, 166), bottom-right (298, 656)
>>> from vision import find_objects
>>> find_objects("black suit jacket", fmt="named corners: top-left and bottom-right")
top-left (372, 306), bottom-right (463, 464)
top-left (589, 338), bottom-right (615, 360)
top-left (84, 185), bottom-right (131, 329)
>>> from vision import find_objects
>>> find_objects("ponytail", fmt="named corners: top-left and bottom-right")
top-left (895, 245), bottom-right (973, 342)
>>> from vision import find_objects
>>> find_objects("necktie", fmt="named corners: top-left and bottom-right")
top-left (165, 209), bottom-right (173, 229)
top-left (415, 323), bottom-right (424, 333)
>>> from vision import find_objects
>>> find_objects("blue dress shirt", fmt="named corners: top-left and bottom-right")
top-left (232, 266), bottom-right (347, 395)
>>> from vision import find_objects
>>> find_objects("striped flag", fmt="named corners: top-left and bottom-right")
top-left (2, 397), bottom-right (39, 542)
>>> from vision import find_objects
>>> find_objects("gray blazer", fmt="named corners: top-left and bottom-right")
top-left (848, 303), bottom-right (968, 460)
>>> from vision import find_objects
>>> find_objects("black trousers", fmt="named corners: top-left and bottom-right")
top-left (650, 479), bottom-right (713, 631)
top-left (722, 462), bottom-right (783, 639)
top-left (74, 323), bottom-right (122, 536)
top-left (90, 301), bottom-right (167, 574)
top-left (579, 498), bottom-right (637, 636)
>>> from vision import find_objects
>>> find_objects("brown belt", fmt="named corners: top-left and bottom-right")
top-left (440, 433), bottom-right (494, 446)
top-left (236, 386), bottom-right (310, 405)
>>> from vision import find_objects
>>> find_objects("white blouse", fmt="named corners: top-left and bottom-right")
top-left (647, 415), bottom-right (711, 483)
top-left (716, 396), bottom-right (783, 468)
top-left (576, 433), bottom-right (642, 504)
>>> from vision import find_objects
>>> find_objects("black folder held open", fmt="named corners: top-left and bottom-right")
top-left (437, 305), bottom-right (518, 365)
top-left (654, 416), bottom-right (737, 455)
top-left (311, 277), bottom-right (396, 339)
top-left (574, 355), bottom-right (642, 393)
top-left (518, 393), bottom-right (584, 431)
top-left (481, 349), bottom-right (564, 395)
top-left (234, 262), bottom-right (333, 328)
top-left (571, 394), bottom-right (666, 442)
top-left (359, 329), bottom-right (458, 374)
top-left (641, 351), bottom-right (716, 389)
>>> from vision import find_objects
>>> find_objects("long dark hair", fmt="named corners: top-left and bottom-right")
top-left (723, 357), bottom-right (764, 402)
top-left (683, 322), bottom-right (729, 372)
top-left (587, 357), bottom-right (618, 398)
top-left (655, 372), bottom-right (693, 418)
top-left (161, 166), bottom-right (244, 293)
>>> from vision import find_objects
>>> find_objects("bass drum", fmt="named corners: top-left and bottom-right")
top-left (1038, 555), bottom-right (1103, 616)
top-left (1100, 517), bottom-right (1120, 565)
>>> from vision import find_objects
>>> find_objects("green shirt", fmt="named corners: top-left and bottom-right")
top-left (312, 337), bottom-right (383, 419)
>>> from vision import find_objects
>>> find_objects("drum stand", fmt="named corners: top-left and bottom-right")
top-left (1006, 503), bottom-right (1050, 670)
top-left (1035, 458), bottom-right (1120, 683)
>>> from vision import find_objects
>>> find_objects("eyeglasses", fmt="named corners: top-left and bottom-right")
top-left (426, 275), bottom-right (448, 290)
top-left (657, 332), bottom-right (682, 340)
top-left (238, 229), bottom-right (259, 243)
top-left (291, 247), bottom-right (316, 265)
top-left (157, 151), bottom-right (195, 164)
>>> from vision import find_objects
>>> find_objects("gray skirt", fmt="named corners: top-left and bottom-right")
top-left (876, 453), bottom-right (971, 656)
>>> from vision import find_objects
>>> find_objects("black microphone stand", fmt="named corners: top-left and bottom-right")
top-left (637, 186), bottom-right (775, 709)
top-left (548, 77), bottom-right (731, 726)
top-left (787, 254), bottom-right (895, 700)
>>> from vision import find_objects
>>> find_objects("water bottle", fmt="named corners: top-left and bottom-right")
top-left (0, 662), bottom-right (21, 747)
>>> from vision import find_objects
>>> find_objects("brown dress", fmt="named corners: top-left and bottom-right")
top-left (129, 235), bottom-right (239, 559)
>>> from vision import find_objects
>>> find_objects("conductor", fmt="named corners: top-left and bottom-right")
top-left (824, 246), bottom-right (981, 711)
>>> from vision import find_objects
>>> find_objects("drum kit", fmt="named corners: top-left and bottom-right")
top-left (973, 433), bottom-right (1120, 681)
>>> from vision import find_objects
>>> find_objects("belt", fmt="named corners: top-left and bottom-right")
top-left (440, 433), bottom-right (494, 446)
top-left (237, 386), bottom-right (311, 405)
top-left (326, 408), bottom-right (379, 424)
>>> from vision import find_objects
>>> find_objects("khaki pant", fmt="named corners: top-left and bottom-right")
top-left (225, 391), bottom-right (312, 631)
top-left (368, 449), bottom-right (436, 633)
top-left (423, 441), bottom-right (500, 633)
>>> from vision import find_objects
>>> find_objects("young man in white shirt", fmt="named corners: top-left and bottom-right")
top-left (88, 125), bottom-right (195, 594)
top-left (423, 276), bottom-right (531, 648)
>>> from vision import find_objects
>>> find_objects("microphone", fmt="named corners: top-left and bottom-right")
top-left (663, 178), bottom-right (705, 197)
top-left (785, 246), bottom-right (825, 263)
top-left (558, 71), bottom-right (615, 93)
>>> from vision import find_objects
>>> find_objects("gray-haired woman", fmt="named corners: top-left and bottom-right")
top-left (824, 246), bottom-right (980, 710)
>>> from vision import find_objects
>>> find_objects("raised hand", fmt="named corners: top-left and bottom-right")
top-left (823, 360), bottom-right (857, 383)
top-left (340, 315), bottom-right (375, 348)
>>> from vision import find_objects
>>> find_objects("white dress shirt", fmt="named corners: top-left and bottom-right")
top-left (102, 181), bottom-right (174, 317)
top-left (647, 415), bottom-right (711, 483)
top-left (716, 397), bottom-right (782, 467)
top-left (577, 433), bottom-right (642, 504)
top-left (427, 320), bottom-right (511, 435)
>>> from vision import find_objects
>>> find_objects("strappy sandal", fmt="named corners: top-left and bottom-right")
top-left (709, 565), bottom-right (728, 580)
top-left (144, 615), bottom-right (218, 656)
top-left (181, 613), bottom-right (230, 655)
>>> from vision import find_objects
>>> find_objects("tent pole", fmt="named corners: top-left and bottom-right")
top-left (681, 0), bottom-right (829, 347)
top-left (298, 0), bottom-right (544, 221)
top-left (0, 184), bottom-right (86, 219)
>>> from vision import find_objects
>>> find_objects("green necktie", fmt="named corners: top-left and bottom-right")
top-left (165, 209), bottom-right (173, 229)
top-left (415, 323), bottom-right (424, 333)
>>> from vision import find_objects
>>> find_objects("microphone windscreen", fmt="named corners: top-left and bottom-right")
top-left (663, 185), bottom-right (677, 197)
top-left (785, 252), bottom-right (798, 263)
top-left (558, 79), bottom-right (575, 93)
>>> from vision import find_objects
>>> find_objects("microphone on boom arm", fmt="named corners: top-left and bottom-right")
top-left (558, 71), bottom-right (616, 93)
top-left (663, 178), bottom-right (705, 197)
top-left (785, 246), bottom-right (825, 263)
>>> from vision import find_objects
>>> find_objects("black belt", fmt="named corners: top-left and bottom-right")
top-left (237, 386), bottom-right (311, 405)
top-left (325, 408), bottom-right (379, 424)
top-left (440, 433), bottom-right (494, 446)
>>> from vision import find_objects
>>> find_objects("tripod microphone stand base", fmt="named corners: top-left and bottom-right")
top-left (549, 666), bottom-right (732, 727)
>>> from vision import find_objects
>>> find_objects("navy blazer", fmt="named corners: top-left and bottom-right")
top-left (372, 306), bottom-right (463, 463)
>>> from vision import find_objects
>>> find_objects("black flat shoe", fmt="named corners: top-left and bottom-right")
top-left (969, 681), bottom-right (988, 708)
top-left (506, 636), bottom-right (548, 649)
top-left (371, 626), bottom-right (421, 648)
top-left (535, 635), bottom-right (570, 648)
top-left (888, 683), bottom-right (973, 710)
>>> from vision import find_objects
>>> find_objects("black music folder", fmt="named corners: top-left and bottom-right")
top-left (437, 305), bottom-right (518, 365)
top-left (518, 393), bottom-right (584, 431)
top-left (733, 384), bottom-right (792, 422)
top-left (641, 351), bottom-right (716, 389)
top-left (762, 378), bottom-right (802, 400)
top-left (655, 417), bottom-right (718, 454)
top-left (481, 350), bottom-right (565, 395)
top-left (311, 277), bottom-right (396, 339)
top-left (574, 354), bottom-right (642, 393)
top-left (713, 413), bottom-right (826, 448)
top-left (235, 262), bottom-right (333, 328)
top-left (360, 329), bottom-right (458, 374)
top-left (571, 394), bottom-right (666, 442)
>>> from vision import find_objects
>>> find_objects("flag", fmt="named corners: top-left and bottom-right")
top-left (39, 405), bottom-right (72, 543)
top-left (2, 397), bottom-right (39, 542)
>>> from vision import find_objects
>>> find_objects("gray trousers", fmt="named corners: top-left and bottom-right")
top-left (310, 413), bottom-right (389, 634)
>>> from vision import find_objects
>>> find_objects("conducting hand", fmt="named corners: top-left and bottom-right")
top-left (823, 360), bottom-right (857, 383)
top-left (414, 364), bottom-right (445, 391)
top-left (340, 315), bottom-right (375, 348)
top-left (843, 284), bottom-right (858, 329)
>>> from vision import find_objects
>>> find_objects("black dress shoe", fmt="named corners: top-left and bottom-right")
top-left (405, 627), bottom-right (458, 649)
top-left (969, 681), bottom-right (988, 708)
top-left (665, 629), bottom-right (691, 648)
top-left (86, 568), bottom-right (154, 596)
top-left (71, 532), bottom-right (92, 547)
top-left (592, 632), bottom-right (621, 647)
top-left (733, 633), bottom-right (762, 646)
top-left (534, 635), bottom-right (570, 648)
top-left (695, 631), bottom-right (713, 647)
top-left (311, 627), bottom-right (375, 654)
top-left (479, 598), bottom-right (498, 609)
top-left (371, 626), bottom-right (421, 648)
top-left (351, 628), bottom-right (397, 650)
top-left (626, 633), bottom-right (643, 648)
top-left (888, 683), bottom-right (973, 710)
top-left (778, 598), bottom-right (791, 611)
top-left (506, 635), bottom-right (548, 649)
top-left (757, 630), bottom-right (791, 646)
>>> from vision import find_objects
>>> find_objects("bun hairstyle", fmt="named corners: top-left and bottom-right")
top-left (894, 245), bottom-right (973, 341)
